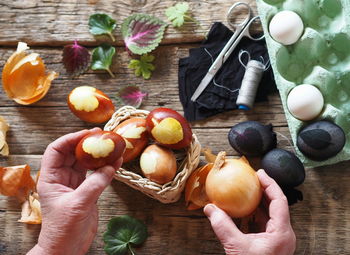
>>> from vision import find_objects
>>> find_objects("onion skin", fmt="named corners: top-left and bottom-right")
top-left (146, 108), bottom-right (192, 149)
top-left (185, 163), bottom-right (213, 210)
top-left (205, 152), bottom-right (262, 218)
top-left (113, 118), bottom-right (149, 163)
top-left (140, 144), bottom-right (177, 184)
top-left (75, 130), bottom-right (126, 170)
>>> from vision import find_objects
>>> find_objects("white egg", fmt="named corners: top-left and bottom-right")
top-left (269, 11), bottom-right (304, 45)
top-left (287, 84), bottom-right (324, 121)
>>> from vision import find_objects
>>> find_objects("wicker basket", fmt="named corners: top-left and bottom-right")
top-left (104, 106), bottom-right (201, 204)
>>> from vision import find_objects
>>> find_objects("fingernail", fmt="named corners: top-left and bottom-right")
top-left (257, 169), bottom-right (265, 176)
top-left (204, 204), bottom-right (217, 217)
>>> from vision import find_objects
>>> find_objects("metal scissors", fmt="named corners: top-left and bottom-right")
top-left (191, 2), bottom-right (264, 102)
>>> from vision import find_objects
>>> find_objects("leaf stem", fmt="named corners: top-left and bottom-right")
top-left (106, 68), bottom-right (115, 78)
top-left (184, 15), bottom-right (200, 25)
top-left (108, 32), bottom-right (116, 42)
top-left (128, 244), bottom-right (135, 255)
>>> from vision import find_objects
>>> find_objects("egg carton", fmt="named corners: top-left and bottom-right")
top-left (256, 0), bottom-right (350, 167)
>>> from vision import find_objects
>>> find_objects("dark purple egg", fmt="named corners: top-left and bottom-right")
top-left (297, 120), bottom-right (345, 161)
top-left (261, 148), bottom-right (305, 188)
top-left (228, 121), bottom-right (277, 156)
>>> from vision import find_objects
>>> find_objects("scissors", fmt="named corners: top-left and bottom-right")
top-left (191, 2), bottom-right (264, 102)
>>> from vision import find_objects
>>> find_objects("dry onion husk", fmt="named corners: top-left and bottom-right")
top-left (19, 192), bottom-right (42, 224)
top-left (2, 42), bottom-right (58, 105)
top-left (0, 164), bottom-right (35, 201)
top-left (0, 165), bottom-right (42, 224)
top-left (0, 117), bottom-right (9, 156)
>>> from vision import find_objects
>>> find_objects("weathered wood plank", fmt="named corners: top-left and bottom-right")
top-left (0, 0), bottom-right (260, 46)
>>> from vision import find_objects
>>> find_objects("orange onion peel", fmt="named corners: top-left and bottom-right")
top-left (19, 192), bottom-right (42, 224)
top-left (185, 163), bottom-right (213, 210)
top-left (206, 152), bottom-right (263, 218)
top-left (201, 148), bottom-right (217, 163)
top-left (2, 42), bottom-right (58, 105)
top-left (0, 164), bottom-right (36, 202)
top-left (0, 116), bottom-right (9, 156)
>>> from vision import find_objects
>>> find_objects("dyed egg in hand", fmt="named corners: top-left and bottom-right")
top-left (269, 10), bottom-right (304, 45)
top-left (68, 86), bottom-right (115, 123)
top-left (261, 149), bottom-right (305, 188)
top-left (113, 118), bottom-right (149, 163)
top-left (228, 121), bottom-right (276, 157)
top-left (146, 108), bottom-right (192, 149)
top-left (287, 84), bottom-right (324, 121)
top-left (297, 121), bottom-right (345, 161)
top-left (75, 130), bottom-right (126, 170)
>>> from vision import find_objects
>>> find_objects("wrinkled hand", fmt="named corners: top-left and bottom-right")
top-left (204, 170), bottom-right (296, 255)
top-left (28, 128), bottom-right (122, 255)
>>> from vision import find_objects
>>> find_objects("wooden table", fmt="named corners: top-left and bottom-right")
top-left (0, 1), bottom-right (349, 254)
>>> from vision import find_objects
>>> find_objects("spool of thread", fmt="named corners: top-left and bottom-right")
top-left (236, 60), bottom-right (266, 110)
top-left (236, 50), bottom-right (270, 110)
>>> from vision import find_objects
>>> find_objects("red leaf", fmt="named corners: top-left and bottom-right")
top-left (62, 40), bottom-right (90, 76)
top-left (118, 86), bottom-right (147, 108)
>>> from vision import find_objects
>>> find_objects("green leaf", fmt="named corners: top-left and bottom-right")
top-left (103, 215), bottom-right (148, 255)
top-left (121, 14), bottom-right (167, 55)
top-left (128, 54), bottom-right (155, 79)
top-left (89, 13), bottom-right (117, 41)
top-left (165, 2), bottom-right (197, 28)
top-left (91, 44), bottom-right (116, 77)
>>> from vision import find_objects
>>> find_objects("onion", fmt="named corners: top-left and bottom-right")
top-left (205, 152), bottom-right (262, 218)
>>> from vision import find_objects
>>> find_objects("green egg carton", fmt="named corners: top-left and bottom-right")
top-left (256, 0), bottom-right (350, 167)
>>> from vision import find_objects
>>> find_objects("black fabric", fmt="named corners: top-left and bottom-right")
top-left (179, 22), bottom-right (277, 121)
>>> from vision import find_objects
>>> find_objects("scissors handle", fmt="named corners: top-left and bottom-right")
top-left (241, 16), bottom-right (265, 41)
top-left (227, 2), bottom-right (252, 29)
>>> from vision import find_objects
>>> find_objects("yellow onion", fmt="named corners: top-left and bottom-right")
top-left (205, 152), bottom-right (262, 218)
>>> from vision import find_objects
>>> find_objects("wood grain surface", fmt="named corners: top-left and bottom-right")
top-left (0, 1), bottom-right (349, 255)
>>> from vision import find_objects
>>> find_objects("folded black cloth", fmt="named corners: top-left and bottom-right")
top-left (178, 22), bottom-right (277, 121)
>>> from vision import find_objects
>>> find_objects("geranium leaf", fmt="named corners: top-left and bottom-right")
top-left (118, 85), bottom-right (147, 108)
top-left (62, 40), bottom-right (90, 77)
top-left (121, 14), bottom-right (167, 55)
top-left (128, 54), bottom-right (155, 80)
top-left (88, 13), bottom-right (117, 41)
top-left (103, 215), bottom-right (148, 255)
top-left (165, 2), bottom-right (197, 28)
top-left (91, 44), bottom-right (115, 77)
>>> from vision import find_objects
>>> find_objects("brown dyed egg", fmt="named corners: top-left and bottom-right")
top-left (68, 86), bottom-right (115, 123)
top-left (75, 130), bottom-right (126, 169)
top-left (146, 108), bottom-right (192, 149)
top-left (113, 118), bottom-right (149, 163)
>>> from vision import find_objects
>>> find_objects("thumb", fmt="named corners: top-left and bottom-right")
top-left (74, 165), bottom-right (115, 204)
top-left (204, 204), bottom-right (243, 246)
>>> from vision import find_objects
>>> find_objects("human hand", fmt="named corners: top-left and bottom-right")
top-left (204, 169), bottom-right (296, 255)
top-left (28, 128), bottom-right (122, 255)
